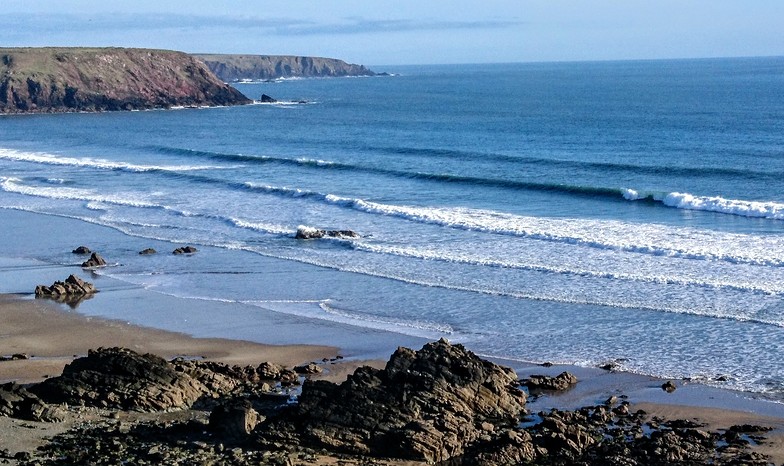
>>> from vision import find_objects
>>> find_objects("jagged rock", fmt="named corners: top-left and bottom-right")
top-left (295, 226), bottom-right (360, 239)
top-left (81, 252), bottom-right (107, 268)
top-left (256, 362), bottom-right (285, 380)
top-left (30, 347), bottom-right (207, 411)
top-left (72, 246), bottom-right (91, 254)
top-left (173, 246), bottom-right (198, 254)
top-left (139, 248), bottom-right (157, 255)
top-left (260, 94), bottom-right (277, 103)
top-left (257, 338), bottom-right (527, 463)
top-left (28, 347), bottom-right (299, 413)
top-left (0, 382), bottom-right (66, 422)
top-left (35, 274), bottom-right (97, 301)
top-left (209, 399), bottom-right (262, 442)
top-left (662, 380), bottom-right (677, 393)
top-left (294, 363), bottom-right (322, 375)
top-left (522, 371), bottom-right (578, 391)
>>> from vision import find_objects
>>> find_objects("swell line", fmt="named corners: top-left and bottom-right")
top-left (360, 144), bottom-right (782, 182)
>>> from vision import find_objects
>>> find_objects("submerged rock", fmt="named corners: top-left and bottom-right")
top-left (173, 246), bottom-right (198, 254)
top-left (72, 246), bottom-right (91, 254)
top-left (139, 248), bottom-right (157, 255)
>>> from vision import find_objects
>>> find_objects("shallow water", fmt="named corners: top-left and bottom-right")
top-left (1, 57), bottom-right (783, 399)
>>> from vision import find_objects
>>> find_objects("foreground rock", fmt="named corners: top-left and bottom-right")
top-left (34, 274), bottom-right (97, 301)
top-left (522, 371), bottom-right (578, 392)
top-left (295, 226), bottom-right (360, 239)
top-left (1, 342), bottom-right (775, 465)
top-left (28, 347), bottom-right (294, 412)
top-left (0, 383), bottom-right (66, 422)
top-left (258, 338), bottom-right (527, 463)
top-left (0, 47), bottom-right (251, 113)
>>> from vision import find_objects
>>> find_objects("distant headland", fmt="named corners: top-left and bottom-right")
top-left (193, 54), bottom-right (378, 82)
top-left (0, 47), bottom-right (252, 114)
top-left (0, 47), bottom-right (379, 114)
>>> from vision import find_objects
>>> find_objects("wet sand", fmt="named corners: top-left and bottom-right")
top-left (2, 293), bottom-right (784, 463)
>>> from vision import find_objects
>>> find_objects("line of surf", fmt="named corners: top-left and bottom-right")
top-left (0, 147), bottom-right (231, 172)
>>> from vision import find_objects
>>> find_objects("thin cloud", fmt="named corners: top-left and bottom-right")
top-left (5, 13), bottom-right (520, 37)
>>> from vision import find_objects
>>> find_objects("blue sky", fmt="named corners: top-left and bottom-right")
top-left (2, 1), bottom-right (783, 66)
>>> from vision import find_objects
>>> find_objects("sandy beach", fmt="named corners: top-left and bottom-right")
top-left (0, 295), bottom-right (339, 384)
top-left (2, 292), bottom-right (784, 464)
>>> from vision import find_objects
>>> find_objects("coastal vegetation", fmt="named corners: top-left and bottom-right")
top-left (194, 54), bottom-right (377, 81)
top-left (0, 47), bottom-right (251, 113)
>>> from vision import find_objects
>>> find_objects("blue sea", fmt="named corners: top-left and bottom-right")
top-left (1, 57), bottom-right (784, 400)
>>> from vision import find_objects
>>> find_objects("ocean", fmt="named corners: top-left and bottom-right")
top-left (1, 57), bottom-right (783, 400)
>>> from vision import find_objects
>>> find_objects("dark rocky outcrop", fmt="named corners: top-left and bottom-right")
top-left (257, 339), bottom-right (527, 463)
top-left (34, 274), bottom-right (97, 301)
top-left (259, 93), bottom-right (276, 103)
top-left (1, 342), bottom-right (775, 465)
top-left (71, 246), bottom-right (91, 254)
top-left (29, 347), bottom-right (207, 411)
top-left (522, 371), bottom-right (578, 392)
top-left (139, 248), bottom-right (157, 255)
top-left (80, 252), bottom-right (106, 268)
top-left (209, 398), bottom-right (262, 442)
top-left (0, 383), bottom-right (66, 422)
top-left (27, 347), bottom-right (299, 413)
top-left (662, 380), bottom-right (678, 393)
top-left (194, 54), bottom-right (376, 81)
top-left (0, 47), bottom-right (251, 114)
top-left (295, 226), bottom-right (360, 240)
top-left (172, 246), bottom-right (198, 254)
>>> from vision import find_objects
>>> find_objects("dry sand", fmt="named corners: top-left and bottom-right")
top-left (0, 295), bottom-right (338, 384)
top-left (2, 294), bottom-right (784, 464)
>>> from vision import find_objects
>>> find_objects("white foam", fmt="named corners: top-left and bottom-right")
top-left (0, 177), bottom-right (157, 208)
top-left (622, 188), bottom-right (643, 200)
top-left (229, 217), bottom-right (291, 236)
top-left (242, 182), bottom-right (784, 267)
top-left (352, 242), bottom-right (784, 295)
top-left (662, 192), bottom-right (784, 220)
top-left (245, 299), bottom-right (454, 340)
top-left (0, 147), bottom-right (230, 172)
top-left (325, 194), bottom-right (784, 267)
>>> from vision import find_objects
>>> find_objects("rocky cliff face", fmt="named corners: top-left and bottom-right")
top-left (194, 54), bottom-right (376, 81)
top-left (0, 47), bottom-right (251, 113)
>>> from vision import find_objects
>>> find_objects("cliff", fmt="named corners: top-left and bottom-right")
top-left (0, 47), bottom-right (251, 113)
top-left (194, 54), bottom-right (376, 81)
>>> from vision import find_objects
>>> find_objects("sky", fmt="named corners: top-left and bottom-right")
top-left (2, 1), bottom-right (783, 67)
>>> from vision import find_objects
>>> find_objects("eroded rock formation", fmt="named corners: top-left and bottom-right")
top-left (0, 47), bottom-right (251, 113)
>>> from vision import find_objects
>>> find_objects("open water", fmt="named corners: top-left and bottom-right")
top-left (1, 57), bottom-right (783, 399)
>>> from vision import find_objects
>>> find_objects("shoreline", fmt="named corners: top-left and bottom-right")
top-left (2, 295), bottom-right (784, 463)
top-left (0, 294), bottom-right (341, 385)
